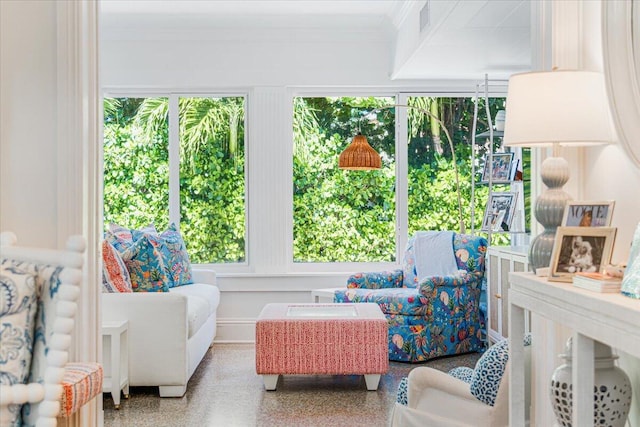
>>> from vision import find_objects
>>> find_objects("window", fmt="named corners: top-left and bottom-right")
top-left (292, 94), bottom-right (531, 264)
top-left (103, 95), bottom-right (246, 264)
top-left (292, 96), bottom-right (396, 262)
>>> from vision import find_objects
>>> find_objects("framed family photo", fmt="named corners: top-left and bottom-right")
top-left (480, 152), bottom-right (515, 184)
top-left (481, 192), bottom-right (518, 232)
top-left (561, 200), bottom-right (615, 227)
top-left (549, 226), bottom-right (617, 282)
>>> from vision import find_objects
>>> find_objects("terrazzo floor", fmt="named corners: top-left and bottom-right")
top-left (103, 343), bottom-right (481, 427)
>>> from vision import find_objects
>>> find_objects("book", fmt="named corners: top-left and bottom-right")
top-left (572, 272), bottom-right (622, 293)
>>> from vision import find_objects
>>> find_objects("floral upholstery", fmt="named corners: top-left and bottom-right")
top-left (335, 233), bottom-right (487, 362)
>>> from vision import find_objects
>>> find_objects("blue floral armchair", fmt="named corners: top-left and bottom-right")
top-left (334, 233), bottom-right (487, 362)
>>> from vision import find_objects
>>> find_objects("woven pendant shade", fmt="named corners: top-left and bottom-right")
top-left (338, 133), bottom-right (381, 170)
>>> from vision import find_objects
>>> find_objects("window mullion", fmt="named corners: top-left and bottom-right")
top-left (396, 93), bottom-right (409, 263)
top-left (168, 94), bottom-right (180, 226)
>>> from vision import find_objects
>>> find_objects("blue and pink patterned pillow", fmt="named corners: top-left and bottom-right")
top-left (107, 223), bottom-right (192, 290)
top-left (119, 234), bottom-right (169, 293)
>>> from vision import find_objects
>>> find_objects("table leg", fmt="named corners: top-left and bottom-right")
top-left (263, 375), bottom-right (279, 391)
top-left (364, 374), bottom-right (381, 391)
top-left (509, 302), bottom-right (526, 427)
top-left (111, 332), bottom-right (121, 408)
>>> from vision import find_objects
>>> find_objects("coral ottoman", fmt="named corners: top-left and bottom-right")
top-left (255, 303), bottom-right (388, 391)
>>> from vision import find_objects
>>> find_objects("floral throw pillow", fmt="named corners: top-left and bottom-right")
top-left (106, 223), bottom-right (157, 253)
top-left (159, 224), bottom-right (193, 287)
top-left (120, 235), bottom-right (169, 292)
top-left (101, 240), bottom-right (133, 293)
top-left (0, 264), bottom-right (38, 426)
top-left (131, 224), bottom-right (193, 288)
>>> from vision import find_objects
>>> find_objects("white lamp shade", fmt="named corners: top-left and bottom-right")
top-left (503, 70), bottom-right (615, 147)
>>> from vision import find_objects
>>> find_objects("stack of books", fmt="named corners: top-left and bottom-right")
top-left (572, 272), bottom-right (622, 293)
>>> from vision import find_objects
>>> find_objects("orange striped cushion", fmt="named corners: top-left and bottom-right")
top-left (59, 362), bottom-right (103, 417)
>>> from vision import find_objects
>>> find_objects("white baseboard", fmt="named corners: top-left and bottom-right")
top-left (215, 318), bottom-right (256, 343)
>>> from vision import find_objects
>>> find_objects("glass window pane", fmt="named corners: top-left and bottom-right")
top-left (293, 96), bottom-right (396, 263)
top-left (406, 96), bottom-right (529, 245)
top-left (103, 97), bottom-right (169, 232)
top-left (178, 97), bottom-right (246, 263)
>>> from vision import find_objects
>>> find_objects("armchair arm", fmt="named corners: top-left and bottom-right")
top-left (418, 271), bottom-right (483, 296)
top-left (347, 270), bottom-right (403, 289)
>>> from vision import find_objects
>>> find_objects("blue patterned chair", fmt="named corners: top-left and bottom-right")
top-left (334, 233), bottom-right (487, 362)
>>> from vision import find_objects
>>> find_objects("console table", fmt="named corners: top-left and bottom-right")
top-left (508, 272), bottom-right (640, 427)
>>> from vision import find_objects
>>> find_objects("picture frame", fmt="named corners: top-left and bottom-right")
top-left (480, 152), bottom-right (515, 184)
top-left (481, 191), bottom-right (518, 232)
top-left (548, 226), bottom-right (617, 282)
top-left (561, 200), bottom-right (615, 227)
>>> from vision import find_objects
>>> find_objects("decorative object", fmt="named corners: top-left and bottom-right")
top-left (621, 221), bottom-right (640, 299)
top-left (503, 70), bottom-right (615, 273)
top-left (339, 104), bottom-right (465, 233)
top-left (548, 226), bottom-right (617, 282)
top-left (561, 200), bottom-right (615, 227)
top-left (480, 152), bottom-right (515, 184)
top-left (338, 133), bottom-right (381, 170)
top-left (481, 191), bottom-right (518, 232)
top-left (550, 337), bottom-right (632, 427)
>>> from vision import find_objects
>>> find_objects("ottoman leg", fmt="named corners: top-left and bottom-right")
top-left (364, 374), bottom-right (381, 391)
top-left (263, 374), bottom-right (279, 391)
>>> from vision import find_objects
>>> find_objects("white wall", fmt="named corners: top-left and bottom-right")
top-left (0, 0), bottom-right (58, 247)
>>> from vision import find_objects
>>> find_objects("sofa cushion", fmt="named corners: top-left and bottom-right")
top-left (101, 240), bottom-right (132, 293)
top-left (106, 223), bottom-right (157, 252)
top-left (120, 235), bottom-right (169, 292)
top-left (0, 264), bottom-right (38, 426)
top-left (170, 283), bottom-right (220, 317)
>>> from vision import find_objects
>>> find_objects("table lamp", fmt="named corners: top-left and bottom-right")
top-left (503, 70), bottom-right (615, 272)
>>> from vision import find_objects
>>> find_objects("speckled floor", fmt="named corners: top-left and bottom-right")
top-left (103, 344), bottom-right (481, 427)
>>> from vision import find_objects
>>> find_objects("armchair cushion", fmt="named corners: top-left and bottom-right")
top-left (448, 367), bottom-right (474, 384)
top-left (335, 288), bottom-right (430, 316)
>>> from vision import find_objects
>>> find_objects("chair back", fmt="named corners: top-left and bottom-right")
top-left (401, 233), bottom-right (488, 287)
top-left (0, 232), bottom-right (85, 426)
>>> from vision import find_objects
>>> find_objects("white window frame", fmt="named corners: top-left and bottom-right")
top-left (102, 90), bottom-right (250, 271)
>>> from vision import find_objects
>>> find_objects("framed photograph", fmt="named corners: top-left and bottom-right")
top-left (481, 192), bottom-right (518, 232)
top-left (561, 200), bottom-right (615, 227)
top-left (481, 152), bottom-right (514, 184)
top-left (549, 226), bottom-right (617, 282)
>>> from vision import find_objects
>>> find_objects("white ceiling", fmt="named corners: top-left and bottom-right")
top-left (100, 0), bottom-right (531, 80)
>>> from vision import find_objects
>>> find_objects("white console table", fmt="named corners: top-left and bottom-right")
top-left (508, 272), bottom-right (640, 427)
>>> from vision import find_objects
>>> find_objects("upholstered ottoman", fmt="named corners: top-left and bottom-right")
top-left (255, 303), bottom-right (388, 390)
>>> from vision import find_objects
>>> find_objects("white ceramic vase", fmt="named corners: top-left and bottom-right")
top-left (550, 338), bottom-right (632, 427)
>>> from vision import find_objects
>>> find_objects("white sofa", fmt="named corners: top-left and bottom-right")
top-left (102, 268), bottom-right (220, 397)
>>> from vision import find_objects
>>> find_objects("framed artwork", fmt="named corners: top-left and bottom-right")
top-left (561, 201), bottom-right (615, 227)
top-left (481, 152), bottom-right (515, 184)
top-left (481, 192), bottom-right (518, 232)
top-left (549, 226), bottom-right (617, 282)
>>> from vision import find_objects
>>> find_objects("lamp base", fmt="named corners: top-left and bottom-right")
top-left (529, 231), bottom-right (556, 274)
top-left (529, 156), bottom-right (572, 273)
